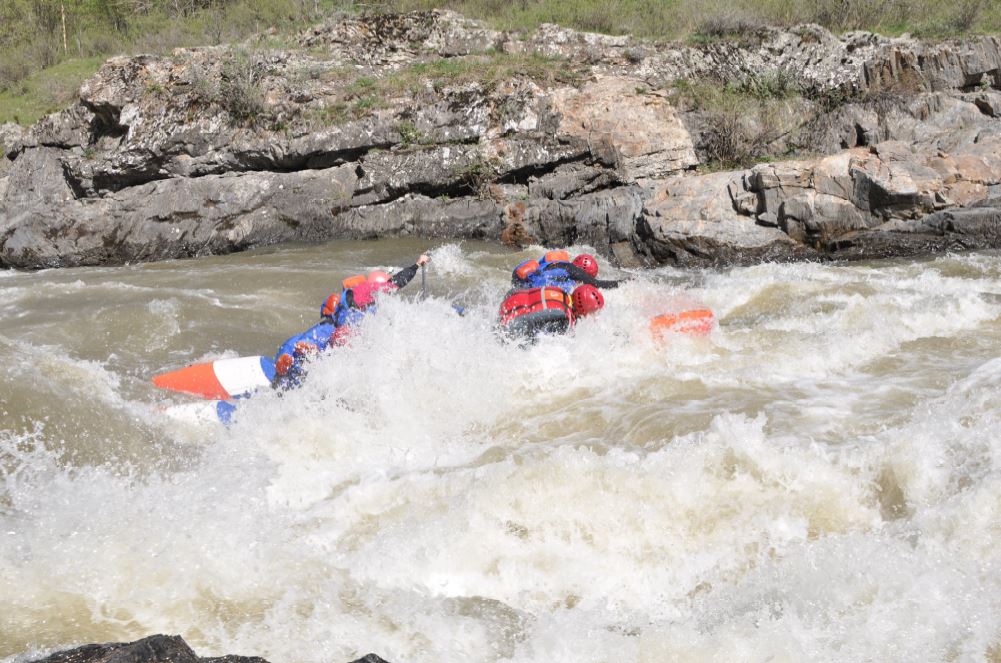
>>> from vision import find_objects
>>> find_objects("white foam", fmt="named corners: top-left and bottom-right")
top-left (4, 247), bottom-right (1001, 662)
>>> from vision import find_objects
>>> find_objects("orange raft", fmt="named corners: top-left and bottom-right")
top-left (649, 308), bottom-right (715, 341)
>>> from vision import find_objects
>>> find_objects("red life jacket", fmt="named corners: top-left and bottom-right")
top-left (348, 280), bottom-right (398, 309)
top-left (498, 287), bottom-right (575, 336)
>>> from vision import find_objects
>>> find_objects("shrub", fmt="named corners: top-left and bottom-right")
top-left (694, 11), bottom-right (765, 41)
top-left (738, 69), bottom-right (799, 100)
top-left (217, 50), bottom-right (267, 122)
top-left (670, 75), bottom-right (799, 169)
top-left (949, 0), bottom-right (984, 33)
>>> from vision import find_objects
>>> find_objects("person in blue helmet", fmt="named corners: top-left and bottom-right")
top-left (511, 250), bottom-right (626, 291)
top-left (272, 252), bottom-right (430, 389)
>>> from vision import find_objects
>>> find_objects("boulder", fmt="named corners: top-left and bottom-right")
top-left (550, 76), bottom-right (697, 179)
top-left (639, 171), bottom-right (810, 266)
top-left (26, 634), bottom-right (388, 663)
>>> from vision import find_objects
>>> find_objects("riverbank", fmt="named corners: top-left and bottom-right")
top-left (1, 10), bottom-right (1000, 270)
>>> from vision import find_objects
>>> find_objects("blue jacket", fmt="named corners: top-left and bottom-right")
top-left (512, 258), bottom-right (578, 290)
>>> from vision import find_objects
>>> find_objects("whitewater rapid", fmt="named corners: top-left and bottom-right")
top-left (2, 241), bottom-right (1001, 662)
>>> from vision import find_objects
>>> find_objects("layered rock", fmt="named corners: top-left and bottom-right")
top-left (1, 9), bottom-right (1000, 269)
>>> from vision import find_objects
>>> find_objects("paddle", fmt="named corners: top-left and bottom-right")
top-left (419, 246), bottom-right (430, 300)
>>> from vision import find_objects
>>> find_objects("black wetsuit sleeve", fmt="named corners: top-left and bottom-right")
top-left (390, 264), bottom-right (420, 289)
top-left (564, 264), bottom-right (623, 289)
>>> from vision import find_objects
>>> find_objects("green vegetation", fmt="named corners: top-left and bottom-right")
top-left (0, 0), bottom-right (365, 124)
top-left (214, 49), bottom-right (267, 124)
top-left (304, 50), bottom-right (584, 128)
top-left (672, 76), bottom-right (788, 171)
top-left (404, 50), bottom-right (587, 90)
top-left (396, 120), bottom-right (429, 146)
top-left (666, 51), bottom-right (946, 170)
top-left (391, 0), bottom-right (999, 39)
top-left (0, 0), bottom-right (997, 126)
top-left (449, 152), bottom-right (500, 194)
top-left (668, 73), bottom-right (804, 170)
top-left (0, 55), bottom-right (104, 124)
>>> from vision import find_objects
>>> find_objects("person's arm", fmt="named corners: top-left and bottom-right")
top-left (564, 263), bottom-right (624, 289)
top-left (390, 264), bottom-right (419, 289)
top-left (390, 253), bottom-right (431, 289)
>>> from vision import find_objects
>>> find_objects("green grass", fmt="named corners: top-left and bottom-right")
top-left (0, 56), bottom-right (104, 125)
top-left (391, 0), bottom-right (687, 37)
top-left (390, 0), bottom-right (999, 40)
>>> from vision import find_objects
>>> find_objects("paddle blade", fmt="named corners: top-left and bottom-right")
top-left (152, 356), bottom-right (275, 400)
top-left (650, 308), bottom-right (715, 341)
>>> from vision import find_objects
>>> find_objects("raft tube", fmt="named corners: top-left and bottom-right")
top-left (152, 355), bottom-right (276, 400)
top-left (649, 308), bottom-right (715, 340)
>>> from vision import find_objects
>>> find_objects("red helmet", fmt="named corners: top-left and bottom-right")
top-left (367, 270), bottom-right (390, 284)
top-left (572, 254), bottom-right (599, 277)
top-left (571, 284), bottom-right (604, 317)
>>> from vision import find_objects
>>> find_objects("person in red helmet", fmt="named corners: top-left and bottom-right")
top-left (322, 254), bottom-right (429, 327)
top-left (272, 252), bottom-right (430, 389)
top-left (511, 250), bottom-right (625, 291)
top-left (498, 283), bottom-right (605, 340)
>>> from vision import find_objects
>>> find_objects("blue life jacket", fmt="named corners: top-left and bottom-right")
top-left (512, 257), bottom-right (578, 290)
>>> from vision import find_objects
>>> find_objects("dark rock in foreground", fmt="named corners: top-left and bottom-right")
top-left (28, 634), bottom-right (389, 663)
top-left (1, 10), bottom-right (1000, 269)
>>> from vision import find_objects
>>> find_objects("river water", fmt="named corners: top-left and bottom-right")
top-left (2, 240), bottom-right (1001, 662)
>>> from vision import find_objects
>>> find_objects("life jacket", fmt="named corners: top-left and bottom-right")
top-left (332, 279), bottom-right (398, 327)
top-left (273, 320), bottom-right (338, 380)
top-left (321, 273), bottom-right (368, 319)
top-left (511, 250), bottom-right (577, 290)
top-left (498, 286), bottom-right (575, 338)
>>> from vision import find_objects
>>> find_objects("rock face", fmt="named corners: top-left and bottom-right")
top-left (1, 10), bottom-right (1000, 269)
top-left (27, 634), bottom-right (388, 663)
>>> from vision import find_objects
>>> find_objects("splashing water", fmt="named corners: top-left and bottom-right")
top-left (2, 240), bottom-right (1001, 663)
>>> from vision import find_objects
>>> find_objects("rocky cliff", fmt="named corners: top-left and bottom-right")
top-left (1, 10), bottom-right (999, 269)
